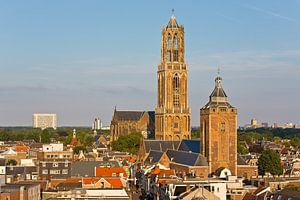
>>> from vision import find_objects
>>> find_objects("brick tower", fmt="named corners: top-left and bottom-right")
top-left (155, 15), bottom-right (191, 140)
top-left (200, 74), bottom-right (237, 176)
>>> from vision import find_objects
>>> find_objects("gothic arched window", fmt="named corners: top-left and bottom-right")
top-left (173, 74), bottom-right (180, 107)
top-left (167, 33), bottom-right (172, 62)
top-left (174, 34), bottom-right (178, 49)
top-left (167, 34), bottom-right (172, 49)
top-left (173, 34), bottom-right (178, 61)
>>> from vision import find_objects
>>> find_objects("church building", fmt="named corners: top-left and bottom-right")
top-left (155, 15), bottom-right (191, 140)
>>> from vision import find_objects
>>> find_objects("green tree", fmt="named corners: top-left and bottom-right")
top-left (237, 143), bottom-right (249, 155)
top-left (7, 159), bottom-right (17, 166)
top-left (290, 137), bottom-right (300, 148)
top-left (73, 146), bottom-right (87, 154)
top-left (111, 132), bottom-right (142, 155)
top-left (83, 135), bottom-right (95, 147)
top-left (258, 149), bottom-right (283, 176)
top-left (41, 129), bottom-right (51, 143)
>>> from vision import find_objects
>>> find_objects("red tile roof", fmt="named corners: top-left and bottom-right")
top-left (82, 177), bottom-right (123, 188)
top-left (105, 178), bottom-right (123, 188)
top-left (15, 146), bottom-right (29, 152)
top-left (151, 167), bottom-right (175, 177)
top-left (95, 167), bottom-right (127, 177)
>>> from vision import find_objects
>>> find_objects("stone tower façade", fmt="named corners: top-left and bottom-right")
top-left (200, 75), bottom-right (237, 176)
top-left (155, 15), bottom-right (191, 140)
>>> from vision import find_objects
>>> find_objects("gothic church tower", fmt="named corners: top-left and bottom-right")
top-left (200, 75), bottom-right (237, 176)
top-left (155, 15), bottom-right (191, 140)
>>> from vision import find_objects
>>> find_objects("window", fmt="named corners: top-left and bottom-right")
top-left (173, 74), bottom-right (180, 107)
top-left (52, 162), bottom-right (58, 167)
top-left (220, 108), bottom-right (227, 112)
top-left (62, 169), bottom-right (68, 174)
top-left (112, 173), bottom-right (117, 177)
top-left (42, 170), bottom-right (48, 175)
top-left (174, 34), bottom-right (178, 49)
top-left (64, 162), bottom-right (68, 167)
top-left (220, 122), bottom-right (225, 132)
top-left (42, 162), bottom-right (46, 167)
top-left (173, 50), bottom-right (178, 62)
top-left (174, 123), bottom-right (178, 128)
top-left (50, 170), bottom-right (60, 174)
top-left (167, 34), bottom-right (172, 49)
top-left (167, 50), bottom-right (171, 62)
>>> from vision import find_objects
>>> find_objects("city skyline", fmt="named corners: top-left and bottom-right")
top-left (0, 1), bottom-right (300, 126)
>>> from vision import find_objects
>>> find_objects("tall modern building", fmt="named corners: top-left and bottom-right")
top-left (155, 15), bottom-right (191, 140)
top-left (200, 75), bottom-right (238, 175)
top-left (33, 113), bottom-right (57, 130)
top-left (92, 118), bottom-right (102, 130)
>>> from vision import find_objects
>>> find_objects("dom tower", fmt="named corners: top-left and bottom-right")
top-left (155, 15), bottom-right (191, 140)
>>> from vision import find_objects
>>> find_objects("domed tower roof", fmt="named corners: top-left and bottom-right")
top-left (209, 76), bottom-right (227, 100)
top-left (202, 73), bottom-right (233, 109)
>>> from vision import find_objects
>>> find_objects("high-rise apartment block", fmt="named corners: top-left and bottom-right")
top-left (92, 118), bottom-right (102, 130)
top-left (32, 113), bottom-right (57, 130)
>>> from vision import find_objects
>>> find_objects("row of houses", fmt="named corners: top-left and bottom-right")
top-left (0, 135), bottom-right (136, 200)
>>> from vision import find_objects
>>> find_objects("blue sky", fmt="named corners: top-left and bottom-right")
top-left (0, 0), bottom-right (300, 127)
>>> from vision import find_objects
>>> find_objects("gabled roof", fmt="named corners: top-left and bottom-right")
top-left (237, 154), bottom-right (248, 165)
top-left (95, 167), bottom-right (127, 177)
top-left (56, 182), bottom-right (82, 190)
top-left (94, 141), bottom-right (107, 149)
top-left (113, 111), bottom-right (143, 121)
top-left (105, 177), bottom-right (124, 188)
top-left (1, 148), bottom-right (17, 155)
top-left (144, 150), bottom-right (164, 165)
top-left (177, 139), bottom-right (200, 153)
top-left (71, 161), bottom-right (120, 177)
top-left (112, 110), bottom-right (155, 122)
top-left (144, 140), bottom-right (180, 153)
top-left (15, 146), bottom-right (29, 153)
top-left (166, 149), bottom-right (208, 166)
top-left (5, 166), bottom-right (37, 176)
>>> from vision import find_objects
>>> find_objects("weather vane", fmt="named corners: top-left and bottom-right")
top-left (217, 66), bottom-right (220, 76)
top-left (172, 8), bottom-right (175, 15)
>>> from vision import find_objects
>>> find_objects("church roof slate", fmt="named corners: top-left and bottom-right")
top-left (166, 149), bottom-right (208, 166)
top-left (237, 154), bottom-right (248, 165)
top-left (144, 140), bottom-right (180, 153)
top-left (177, 139), bottom-right (201, 153)
top-left (144, 150), bottom-right (164, 165)
top-left (113, 110), bottom-right (155, 122)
